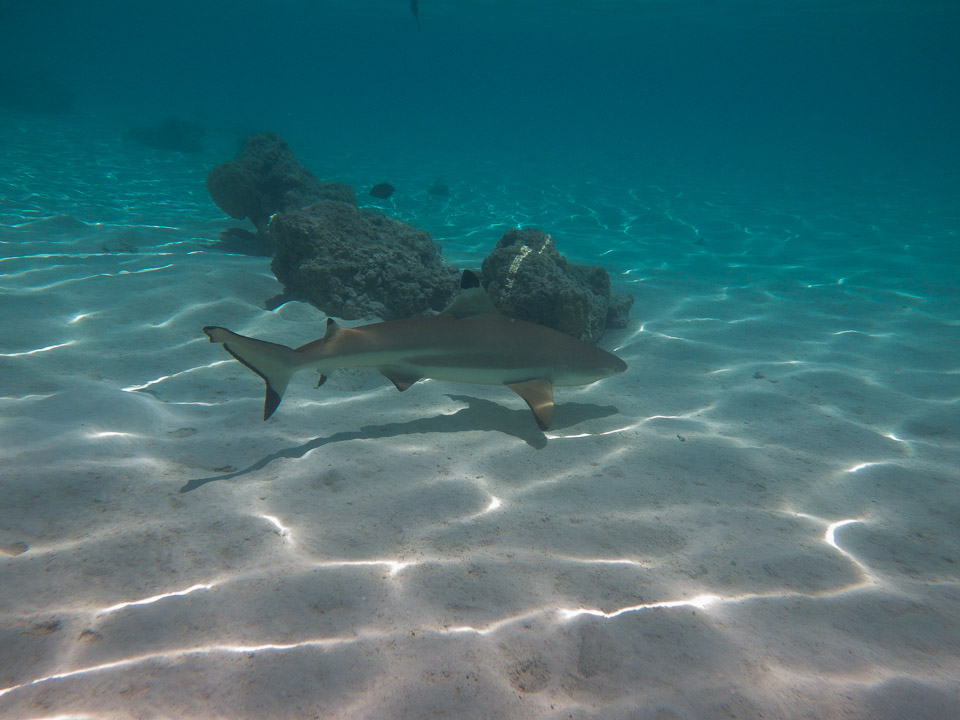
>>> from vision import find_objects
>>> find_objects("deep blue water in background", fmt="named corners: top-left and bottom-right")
top-left (3, 0), bottom-right (958, 183)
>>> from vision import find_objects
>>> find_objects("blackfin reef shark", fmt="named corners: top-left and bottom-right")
top-left (203, 271), bottom-right (626, 430)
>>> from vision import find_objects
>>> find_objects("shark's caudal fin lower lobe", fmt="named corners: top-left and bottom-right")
top-left (203, 326), bottom-right (298, 420)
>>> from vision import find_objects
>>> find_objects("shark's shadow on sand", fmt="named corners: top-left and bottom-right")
top-left (179, 394), bottom-right (620, 493)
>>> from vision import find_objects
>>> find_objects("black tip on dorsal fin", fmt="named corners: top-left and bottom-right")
top-left (323, 317), bottom-right (341, 340)
top-left (442, 270), bottom-right (499, 318)
top-left (460, 269), bottom-right (482, 290)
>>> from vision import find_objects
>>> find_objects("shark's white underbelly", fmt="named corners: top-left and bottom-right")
top-left (386, 361), bottom-right (554, 386)
top-left (311, 350), bottom-right (599, 388)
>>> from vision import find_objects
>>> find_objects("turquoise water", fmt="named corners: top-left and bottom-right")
top-left (1, 2), bottom-right (959, 718)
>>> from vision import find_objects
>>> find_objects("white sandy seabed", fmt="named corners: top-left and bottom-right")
top-left (1, 122), bottom-right (960, 719)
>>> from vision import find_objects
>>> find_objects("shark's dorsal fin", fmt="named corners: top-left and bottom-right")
top-left (442, 270), bottom-right (499, 319)
top-left (323, 317), bottom-right (342, 339)
top-left (506, 379), bottom-right (555, 430)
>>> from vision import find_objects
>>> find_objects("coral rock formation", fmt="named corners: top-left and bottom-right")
top-left (206, 133), bottom-right (355, 231)
top-left (270, 201), bottom-right (458, 320)
top-left (480, 228), bottom-right (633, 342)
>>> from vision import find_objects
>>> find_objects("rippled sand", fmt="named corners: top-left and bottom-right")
top-left (1, 113), bottom-right (959, 719)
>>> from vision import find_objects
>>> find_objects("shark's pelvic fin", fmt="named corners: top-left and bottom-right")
top-left (203, 326), bottom-right (298, 420)
top-left (379, 367), bottom-right (423, 392)
top-left (506, 379), bottom-right (555, 430)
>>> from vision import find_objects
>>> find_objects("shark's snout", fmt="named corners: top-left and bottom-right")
top-left (607, 356), bottom-right (628, 377)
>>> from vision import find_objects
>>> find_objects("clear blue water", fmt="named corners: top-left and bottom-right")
top-left (1, 2), bottom-right (959, 718)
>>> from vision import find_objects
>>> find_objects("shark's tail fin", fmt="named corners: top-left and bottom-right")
top-left (203, 326), bottom-right (299, 420)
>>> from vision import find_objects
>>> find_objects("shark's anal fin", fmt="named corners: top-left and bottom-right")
top-left (506, 379), bottom-right (554, 430)
top-left (379, 367), bottom-right (422, 392)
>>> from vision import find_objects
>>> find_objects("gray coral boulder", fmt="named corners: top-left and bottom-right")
top-left (206, 133), bottom-right (355, 231)
top-left (480, 228), bottom-right (632, 343)
top-left (270, 201), bottom-right (459, 320)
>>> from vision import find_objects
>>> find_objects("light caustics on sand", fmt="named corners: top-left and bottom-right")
top-left (443, 593), bottom-right (721, 637)
top-left (447, 519), bottom-right (879, 636)
top-left (0, 511), bottom-right (888, 702)
top-left (548, 408), bottom-right (712, 442)
top-left (640, 408), bottom-right (713, 423)
top-left (612, 320), bottom-right (723, 351)
top-left (662, 208), bottom-right (703, 243)
top-left (560, 593), bottom-right (721, 620)
top-left (561, 556), bottom-right (652, 569)
top-left (831, 329), bottom-right (893, 338)
top-left (846, 461), bottom-right (890, 473)
top-left (6, 264), bottom-right (176, 292)
top-left (823, 518), bottom-right (877, 583)
top-left (248, 513), bottom-right (426, 576)
top-left (0, 250), bottom-right (149, 265)
top-left (258, 513), bottom-right (293, 542)
top-left (0, 634), bottom-right (372, 701)
top-left (791, 512), bottom-right (876, 585)
top-left (312, 558), bottom-right (415, 577)
top-left (97, 583), bottom-right (215, 615)
top-left (458, 494), bottom-right (504, 520)
top-left (121, 360), bottom-right (232, 392)
top-left (0, 565), bottom-right (881, 702)
top-left (0, 341), bottom-right (75, 357)
top-left (708, 359), bottom-right (803, 375)
top-left (86, 431), bottom-right (139, 440)
top-left (482, 496), bottom-right (503, 513)
top-left (806, 277), bottom-right (849, 289)
top-left (546, 420), bottom-right (641, 439)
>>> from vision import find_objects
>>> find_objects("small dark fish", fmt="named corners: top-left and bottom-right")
top-left (370, 182), bottom-right (395, 199)
top-left (410, 0), bottom-right (420, 31)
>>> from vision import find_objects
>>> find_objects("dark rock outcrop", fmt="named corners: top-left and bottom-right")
top-left (270, 201), bottom-right (458, 320)
top-left (206, 133), bottom-right (355, 231)
top-left (204, 135), bottom-right (632, 331)
top-left (480, 228), bottom-right (632, 342)
top-left (369, 182), bottom-right (395, 199)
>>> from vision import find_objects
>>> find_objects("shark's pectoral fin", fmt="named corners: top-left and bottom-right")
top-left (506, 379), bottom-right (554, 430)
top-left (379, 367), bottom-right (423, 392)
